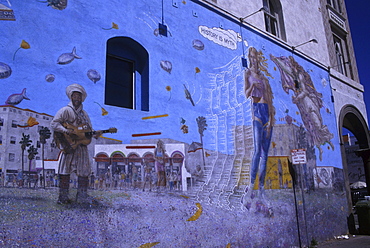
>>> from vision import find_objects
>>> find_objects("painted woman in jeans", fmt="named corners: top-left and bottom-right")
top-left (154, 140), bottom-right (166, 191)
top-left (242, 47), bottom-right (275, 214)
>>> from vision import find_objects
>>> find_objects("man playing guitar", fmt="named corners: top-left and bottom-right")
top-left (51, 84), bottom-right (102, 204)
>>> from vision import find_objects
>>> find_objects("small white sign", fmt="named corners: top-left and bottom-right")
top-left (198, 25), bottom-right (241, 50)
top-left (291, 149), bottom-right (307, 164)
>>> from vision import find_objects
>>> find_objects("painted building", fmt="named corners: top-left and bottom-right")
top-left (0, 105), bottom-right (58, 173)
top-left (1, 0), bottom-right (369, 246)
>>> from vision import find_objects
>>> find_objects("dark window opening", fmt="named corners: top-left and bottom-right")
top-left (327, 0), bottom-right (342, 13)
top-left (106, 54), bottom-right (135, 109)
top-left (105, 37), bottom-right (149, 111)
top-left (332, 31), bottom-right (352, 78)
top-left (263, 0), bottom-right (286, 40)
top-left (11, 120), bottom-right (17, 128)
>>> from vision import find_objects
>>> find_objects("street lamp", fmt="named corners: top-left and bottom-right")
top-left (240, 7), bottom-right (266, 22)
top-left (292, 38), bottom-right (318, 50)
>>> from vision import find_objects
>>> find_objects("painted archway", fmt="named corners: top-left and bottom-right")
top-left (94, 152), bottom-right (110, 176)
top-left (111, 152), bottom-right (126, 174)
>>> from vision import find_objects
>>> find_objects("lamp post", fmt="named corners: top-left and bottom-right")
top-left (239, 7), bottom-right (266, 22)
top-left (239, 7), bottom-right (267, 67)
top-left (292, 38), bottom-right (318, 51)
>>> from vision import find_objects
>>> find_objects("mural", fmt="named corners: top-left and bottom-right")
top-left (5, 88), bottom-right (29, 105)
top-left (241, 47), bottom-right (275, 214)
top-left (0, 62), bottom-right (11, 79)
top-left (0, 1), bottom-right (15, 21)
top-left (57, 47), bottom-right (82, 65)
top-left (271, 55), bottom-right (334, 161)
top-left (40, 0), bottom-right (68, 10)
top-left (0, 0), bottom-right (348, 247)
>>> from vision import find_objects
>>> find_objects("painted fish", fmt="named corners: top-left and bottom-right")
top-left (47, 0), bottom-right (67, 10)
top-left (45, 74), bottom-right (55, 82)
top-left (138, 242), bottom-right (160, 248)
top-left (87, 69), bottom-right (101, 83)
top-left (0, 62), bottom-right (12, 79)
top-left (17, 117), bottom-right (39, 128)
top-left (5, 88), bottom-right (30, 105)
top-left (160, 60), bottom-right (172, 74)
top-left (57, 47), bottom-right (82, 65)
top-left (187, 202), bottom-right (203, 221)
top-left (192, 39), bottom-right (204, 51)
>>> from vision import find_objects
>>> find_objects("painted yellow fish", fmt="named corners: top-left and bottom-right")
top-left (17, 117), bottom-right (39, 128)
top-left (138, 242), bottom-right (160, 248)
top-left (187, 203), bottom-right (202, 221)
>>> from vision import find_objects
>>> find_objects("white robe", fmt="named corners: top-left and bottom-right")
top-left (51, 102), bottom-right (92, 177)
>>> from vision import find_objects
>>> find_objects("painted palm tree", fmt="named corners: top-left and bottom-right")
top-left (27, 145), bottom-right (38, 172)
top-left (19, 133), bottom-right (32, 173)
top-left (196, 116), bottom-right (207, 169)
top-left (39, 127), bottom-right (51, 188)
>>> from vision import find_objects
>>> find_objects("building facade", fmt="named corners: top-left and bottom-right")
top-left (0, 105), bottom-right (58, 173)
top-left (0, 0), bottom-right (369, 246)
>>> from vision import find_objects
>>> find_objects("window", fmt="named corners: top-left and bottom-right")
top-left (106, 55), bottom-right (135, 109)
top-left (11, 120), bottom-right (17, 128)
top-left (105, 37), bottom-right (149, 111)
top-left (334, 35), bottom-right (346, 75)
top-left (9, 153), bottom-right (15, 162)
top-left (330, 28), bottom-right (353, 78)
top-left (327, 0), bottom-right (342, 13)
top-left (263, 0), bottom-right (286, 40)
top-left (37, 141), bottom-right (41, 148)
top-left (10, 136), bottom-right (16, 144)
top-left (0, 118), bottom-right (3, 126)
top-left (0, 135), bottom-right (2, 145)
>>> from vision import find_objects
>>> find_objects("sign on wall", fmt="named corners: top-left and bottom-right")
top-left (291, 149), bottom-right (307, 165)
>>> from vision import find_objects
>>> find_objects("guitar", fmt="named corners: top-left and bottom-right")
top-left (54, 123), bottom-right (117, 153)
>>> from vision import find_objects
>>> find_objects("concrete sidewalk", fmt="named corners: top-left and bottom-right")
top-left (318, 235), bottom-right (370, 247)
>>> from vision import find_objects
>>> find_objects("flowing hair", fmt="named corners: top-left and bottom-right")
top-left (247, 47), bottom-right (276, 126)
top-left (248, 47), bottom-right (274, 79)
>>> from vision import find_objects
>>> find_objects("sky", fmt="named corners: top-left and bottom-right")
top-left (345, 0), bottom-right (370, 125)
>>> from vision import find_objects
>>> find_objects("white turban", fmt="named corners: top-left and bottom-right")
top-left (66, 83), bottom-right (87, 102)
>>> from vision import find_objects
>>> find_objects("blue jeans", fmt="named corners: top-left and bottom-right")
top-left (250, 119), bottom-right (273, 189)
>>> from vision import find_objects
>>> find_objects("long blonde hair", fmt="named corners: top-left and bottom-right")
top-left (247, 47), bottom-right (276, 126)
top-left (248, 47), bottom-right (273, 79)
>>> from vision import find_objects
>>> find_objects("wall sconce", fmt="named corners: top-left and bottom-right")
top-left (159, 0), bottom-right (168, 37)
top-left (159, 23), bottom-right (168, 37)
top-left (241, 57), bottom-right (248, 68)
top-left (328, 61), bottom-right (350, 70)
top-left (239, 7), bottom-right (266, 67)
top-left (239, 7), bottom-right (266, 22)
top-left (292, 38), bottom-right (318, 50)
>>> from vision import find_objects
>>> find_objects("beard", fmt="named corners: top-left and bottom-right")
top-left (72, 100), bottom-right (81, 108)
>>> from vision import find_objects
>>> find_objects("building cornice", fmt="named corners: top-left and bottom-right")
top-left (0, 105), bottom-right (53, 117)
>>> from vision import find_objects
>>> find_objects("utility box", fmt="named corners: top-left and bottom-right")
top-left (356, 200), bottom-right (370, 234)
